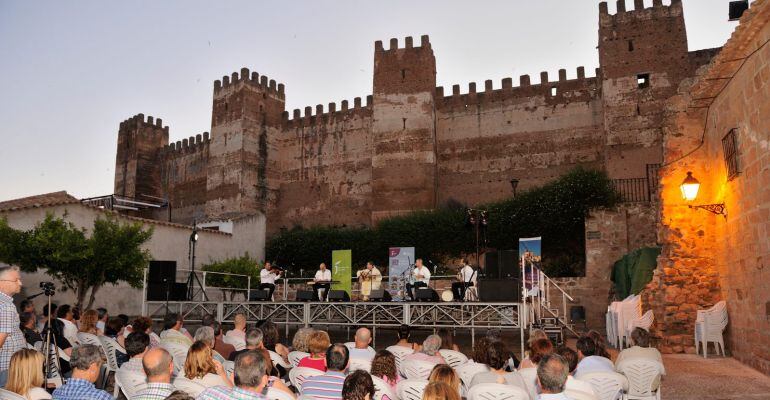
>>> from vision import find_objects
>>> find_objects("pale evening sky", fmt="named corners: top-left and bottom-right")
top-left (0, 0), bottom-right (745, 201)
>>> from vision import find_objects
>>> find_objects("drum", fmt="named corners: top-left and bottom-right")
top-left (441, 290), bottom-right (454, 302)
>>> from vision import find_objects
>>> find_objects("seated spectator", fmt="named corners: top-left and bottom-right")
top-left (615, 328), bottom-right (665, 389)
top-left (211, 321), bottom-right (236, 360)
top-left (574, 336), bottom-right (614, 379)
top-left (298, 330), bottom-right (331, 372)
top-left (291, 327), bottom-right (315, 353)
top-left (133, 347), bottom-right (176, 400)
top-left (537, 354), bottom-right (572, 400)
top-left (197, 350), bottom-right (278, 400)
top-left (301, 343), bottom-right (349, 399)
top-left (555, 346), bottom-right (598, 397)
top-left (131, 316), bottom-right (161, 348)
top-left (404, 335), bottom-right (446, 365)
top-left (56, 304), bottom-right (79, 346)
top-left (428, 364), bottom-right (461, 394)
top-left (104, 316), bottom-right (129, 366)
top-left (470, 340), bottom-right (527, 391)
top-left (194, 326), bottom-right (226, 364)
top-left (38, 303), bottom-right (57, 332)
top-left (51, 344), bottom-right (113, 400)
top-left (96, 308), bottom-right (108, 333)
top-left (18, 299), bottom-right (35, 316)
top-left (119, 332), bottom-right (150, 376)
top-left (48, 318), bottom-right (73, 374)
top-left (6, 348), bottom-right (52, 400)
top-left (438, 328), bottom-right (460, 352)
top-left (228, 328), bottom-right (277, 377)
top-left (342, 370), bottom-right (375, 400)
top-left (519, 338), bottom-right (553, 370)
top-left (393, 324), bottom-right (419, 351)
top-left (422, 382), bottom-right (460, 400)
top-left (587, 330), bottom-right (612, 360)
top-left (261, 320), bottom-right (290, 361)
top-left (370, 350), bottom-right (399, 389)
top-left (470, 336), bottom-right (493, 365)
top-left (20, 311), bottom-right (43, 345)
top-left (182, 340), bottom-right (231, 389)
top-left (163, 391), bottom-right (194, 400)
top-left (224, 313), bottom-right (247, 348)
top-left (349, 327), bottom-right (375, 362)
top-left (79, 309), bottom-right (102, 336)
top-left (160, 313), bottom-right (193, 347)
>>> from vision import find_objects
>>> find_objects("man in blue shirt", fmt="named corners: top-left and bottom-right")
top-left (53, 344), bottom-right (114, 400)
top-left (301, 343), bottom-right (349, 399)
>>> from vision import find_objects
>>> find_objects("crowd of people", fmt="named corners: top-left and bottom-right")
top-left (0, 265), bottom-right (665, 400)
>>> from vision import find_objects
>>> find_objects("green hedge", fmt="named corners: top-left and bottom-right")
top-left (266, 167), bottom-right (618, 277)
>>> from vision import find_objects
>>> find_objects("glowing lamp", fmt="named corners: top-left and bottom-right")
top-left (680, 171), bottom-right (700, 201)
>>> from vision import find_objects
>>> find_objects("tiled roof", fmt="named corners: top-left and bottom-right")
top-left (0, 191), bottom-right (79, 212)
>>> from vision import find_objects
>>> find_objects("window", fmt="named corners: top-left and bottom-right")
top-left (402, 118), bottom-right (407, 130)
top-left (550, 87), bottom-right (558, 96)
top-left (637, 73), bottom-right (650, 89)
top-left (401, 69), bottom-right (406, 80)
top-left (628, 40), bottom-right (634, 52)
top-left (722, 128), bottom-right (740, 180)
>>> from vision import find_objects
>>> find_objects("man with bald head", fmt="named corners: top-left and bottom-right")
top-left (133, 347), bottom-right (175, 400)
top-left (349, 327), bottom-right (375, 362)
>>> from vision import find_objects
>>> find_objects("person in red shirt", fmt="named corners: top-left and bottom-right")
top-left (298, 330), bottom-right (330, 372)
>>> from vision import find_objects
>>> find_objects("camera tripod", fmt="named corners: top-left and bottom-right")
top-left (34, 284), bottom-right (64, 388)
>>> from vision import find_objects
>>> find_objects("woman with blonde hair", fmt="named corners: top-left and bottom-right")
top-left (183, 341), bottom-right (232, 388)
top-left (428, 364), bottom-right (461, 394)
top-left (291, 327), bottom-right (315, 352)
top-left (421, 381), bottom-right (460, 400)
top-left (5, 349), bottom-right (52, 399)
top-left (78, 309), bottom-right (101, 335)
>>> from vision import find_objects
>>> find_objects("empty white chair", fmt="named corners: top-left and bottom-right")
top-left (396, 379), bottom-right (429, 400)
top-left (518, 367), bottom-right (539, 400)
top-left (114, 370), bottom-right (147, 399)
top-left (628, 310), bottom-right (654, 333)
top-left (619, 296), bottom-right (641, 348)
top-left (695, 300), bottom-right (728, 358)
top-left (161, 341), bottom-right (189, 372)
top-left (386, 345), bottom-right (414, 372)
top-left (288, 351), bottom-right (310, 368)
top-left (616, 358), bottom-right (664, 400)
top-left (371, 375), bottom-right (398, 400)
top-left (467, 383), bottom-right (529, 400)
top-left (0, 388), bottom-right (26, 400)
top-left (400, 358), bottom-right (436, 380)
top-left (173, 376), bottom-right (207, 397)
top-left (581, 371), bottom-right (628, 400)
top-left (456, 362), bottom-right (489, 393)
top-left (289, 366), bottom-right (323, 390)
top-left (350, 358), bottom-right (372, 372)
top-left (267, 387), bottom-right (296, 400)
top-left (607, 306), bottom-right (619, 348)
top-left (268, 350), bottom-right (291, 370)
top-left (439, 349), bottom-right (468, 368)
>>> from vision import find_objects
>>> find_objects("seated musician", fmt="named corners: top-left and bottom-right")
top-left (313, 263), bottom-right (332, 301)
top-left (356, 262), bottom-right (382, 301)
top-left (451, 258), bottom-right (476, 301)
top-left (406, 258), bottom-right (431, 301)
top-left (258, 262), bottom-right (281, 300)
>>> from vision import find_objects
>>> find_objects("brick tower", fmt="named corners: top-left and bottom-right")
top-left (114, 114), bottom-right (169, 199)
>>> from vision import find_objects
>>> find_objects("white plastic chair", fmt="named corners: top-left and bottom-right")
top-left (695, 300), bottom-right (728, 358)
top-left (567, 376), bottom-right (599, 399)
top-left (98, 335), bottom-right (124, 375)
top-left (467, 383), bottom-right (529, 400)
top-left (174, 376), bottom-right (207, 397)
top-left (616, 358), bottom-right (663, 400)
top-left (456, 362), bottom-right (489, 392)
top-left (289, 366), bottom-right (323, 390)
top-left (400, 358), bottom-right (436, 380)
top-left (269, 349), bottom-right (292, 370)
top-left (518, 367), bottom-right (539, 400)
top-left (386, 345), bottom-right (415, 372)
top-left (439, 349), bottom-right (468, 368)
top-left (350, 358), bottom-right (372, 372)
top-left (464, 285), bottom-right (479, 301)
top-left (567, 389), bottom-right (601, 400)
top-left (607, 306), bottom-right (619, 348)
top-left (267, 387), bottom-right (296, 400)
top-left (371, 375), bottom-right (398, 400)
top-left (396, 379), bottom-right (429, 400)
top-left (627, 310), bottom-right (654, 333)
top-left (618, 296), bottom-right (641, 348)
top-left (77, 332), bottom-right (102, 347)
top-left (0, 388), bottom-right (26, 400)
top-left (222, 334), bottom-right (246, 351)
top-left (114, 370), bottom-right (148, 399)
top-left (222, 360), bottom-right (235, 378)
top-left (288, 351), bottom-right (309, 368)
top-left (581, 371), bottom-right (629, 400)
top-left (161, 341), bottom-right (190, 372)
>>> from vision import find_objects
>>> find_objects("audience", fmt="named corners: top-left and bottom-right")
top-left (469, 340), bottom-right (527, 391)
top-left (428, 364), bottom-right (461, 394)
top-left (574, 336), bottom-right (614, 379)
top-left (298, 330), bottom-right (331, 372)
top-left (260, 320), bottom-right (290, 361)
top-left (104, 317), bottom-right (129, 366)
top-left (349, 327), bottom-right (375, 362)
top-left (182, 340), bottom-right (231, 389)
top-left (587, 330), bottom-right (612, 360)
top-left (422, 381), bottom-right (461, 400)
top-left (537, 354), bottom-right (571, 400)
top-left (193, 326), bottom-right (226, 364)
top-left (291, 327), bottom-right (315, 353)
top-left (438, 328), bottom-right (460, 352)
top-left (393, 324), bottom-right (419, 351)
top-left (470, 336), bottom-right (493, 366)
top-left (210, 321), bottom-right (236, 360)
top-left (38, 303), bottom-right (57, 333)
top-left (131, 316), bottom-right (160, 348)
top-left (224, 313), bottom-right (247, 347)
top-left (164, 391), bottom-right (195, 400)
top-left (18, 300), bottom-right (35, 317)
top-left (5, 348), bottom-right (51, 400)
top-left (615, 328), bottom-right (665, 390)
top-left (197, 350), bottom-right (274, 400)
top-left (133, 347), bottom-right (176, 400)
top-left (119, 332), bottom-right (150, 376)
top-left (228, 328), bottom-right (277, 376)
top-left (301, 343), bottom-right (349, 399)
top-left (20, 311), bottom-right (42, 345)
top-left (55, 305), bottom-right (79, 347)
top-left (342, 370), bottom-right (376, 400)
top-left (48, 318), bottom-right (74, 374)
top-left (519, 338), bottom-right (553, 370)
top-left (370, 349), bottom-right (399, 389)
top-left (555, 346), bottom-right (598, 397)
top-left (160, 313), bottom-right (193, 347)
top-left (51, 344), bottom-right (113, 400)
top-left (404, 334), bottom-right (446, 364)
top-left (79, 309), bottom-right (102, 336)
top-left (96, 308), bottom-right (108, 333)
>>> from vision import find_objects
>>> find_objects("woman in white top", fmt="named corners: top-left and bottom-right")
top-left (183, 341), bottom-right (232, 389)
top-left (6, 348), bottom-right (52, 400)
top-left (470, 340), bottom-right (528, 393)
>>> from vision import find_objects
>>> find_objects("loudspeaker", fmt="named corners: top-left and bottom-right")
top-left (146, 261), bottom-right (178, 301)
top-left (296, 290), bottom-right (315, 302)
top-left (570, 306), bottom-right (586, 322)
top-left (499, 250), bottom-right (519, 278)
top-left (328, 290), bottom-right (350, 302)
top-left (478, 279), bottom-right (522, 302)
top-left (249, 290), bottom-right (271, 301)
top-left (171, 283), bottom-right (187, 301)
top-left (369, 289), bottom-right (392, 302)
top-left (729, 1), bottom-right (749, 21)
top-left (415, 288), bottom-right (439, 302)
top-left (484, 251), bottom-right (499, 279)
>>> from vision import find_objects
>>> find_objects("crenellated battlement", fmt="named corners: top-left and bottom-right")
top-left (213, 67), bottom-right (286, 99)
top-left (374, 35), bottom-right (431, 52)
top-left (599, 0), bottom-right (682, 24)
top-left (435, 66), bottom-right (601, 110)
top-left (162, 132), bottom-right (211, 157)
top-left (282, 95), bottom-right (373, 129)
top-left (119, 113), bottom-right (169, 134)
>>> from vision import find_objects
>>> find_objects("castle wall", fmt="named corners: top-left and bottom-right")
top-left (159, 134), bottom-right (211, 224)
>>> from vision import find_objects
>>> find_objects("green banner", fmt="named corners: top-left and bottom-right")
top-left (331, 249), bottom-right (352, 295)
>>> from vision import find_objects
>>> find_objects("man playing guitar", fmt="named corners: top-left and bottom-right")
top-left (312, 263), bottom-right (332, 301)
top-left (356, 261), bottom-right (382, 301)
top-left (451, 258), bottom-right (476, 301)
top-left (406, 258), bottom-right (431, 301)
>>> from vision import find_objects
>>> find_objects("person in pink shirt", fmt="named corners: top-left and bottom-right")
top-left (404, 335), bottom-right (446, 365)
top-left (298, 330), bottom-right (330, 372)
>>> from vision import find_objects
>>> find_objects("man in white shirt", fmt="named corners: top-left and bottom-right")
top-left (313, 263), bottom-right (332, 301)
top-left (225, 313), bottom-right (247, 349)
top-left (451, 259), bottom-right (476, 301)
top-left (348, 327), bottom-right (375, 362)
top-left (257, 262), bottom-right (281, 300)
top-left (537, 354), bottom-right (573, 400)
top-left (57, 305), bottom-right (80, 347)
top-left (573, 336), bottom-right (614, 379)
top-left (406, 258), bottom-right (431, 301)
top-left (159, 313), bottom-right (193, 347)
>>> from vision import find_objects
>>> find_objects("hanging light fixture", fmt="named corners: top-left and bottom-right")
top-left (679, 171), bottom-right (726, 217)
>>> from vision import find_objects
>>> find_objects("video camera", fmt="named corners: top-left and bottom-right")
top-left (39, 281), bottom-right (55, 296)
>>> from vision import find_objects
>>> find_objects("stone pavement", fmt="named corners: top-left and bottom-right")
top-left (662, 354), bottom-right (770, 400)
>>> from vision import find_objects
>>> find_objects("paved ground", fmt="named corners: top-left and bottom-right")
top-left (662, 354), bottom-right (770, 400)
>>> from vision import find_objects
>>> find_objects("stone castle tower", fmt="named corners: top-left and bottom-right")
top-left (114, 0), bottom-right (720, 233)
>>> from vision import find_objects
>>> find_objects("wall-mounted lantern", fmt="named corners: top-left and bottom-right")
top-left (680, 171), bottom-right (727, 217)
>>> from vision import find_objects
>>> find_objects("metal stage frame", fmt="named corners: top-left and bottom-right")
top-left (145, 300), bottom-right (526, 351)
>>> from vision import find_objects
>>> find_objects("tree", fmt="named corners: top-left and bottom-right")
top-left (201, 254), bottom-right (262, 301)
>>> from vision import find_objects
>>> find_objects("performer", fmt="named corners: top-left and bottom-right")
top-left (312, 263), bottom-right (332, 301)
top-left (451, 259), bottom-right (476, 301)
top-left (406, 258), bottom-right (431, 301)
top-left (258, 262), bottom-right (281, 300)
top-left (356, 261), bottom-right (382, 301)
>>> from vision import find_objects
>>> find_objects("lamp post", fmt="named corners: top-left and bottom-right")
top-left (186, 224), bottom-right (209, 300)
top-left (466, 208), bottom-right (488, 272)
top-left (680, 171), bottom-right (727, 217)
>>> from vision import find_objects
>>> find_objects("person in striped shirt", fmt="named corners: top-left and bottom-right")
top-left (300, 343), bottom-right (349, 400)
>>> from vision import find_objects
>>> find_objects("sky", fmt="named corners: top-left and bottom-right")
top-left (0, 0), bottom-right (746, 201)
